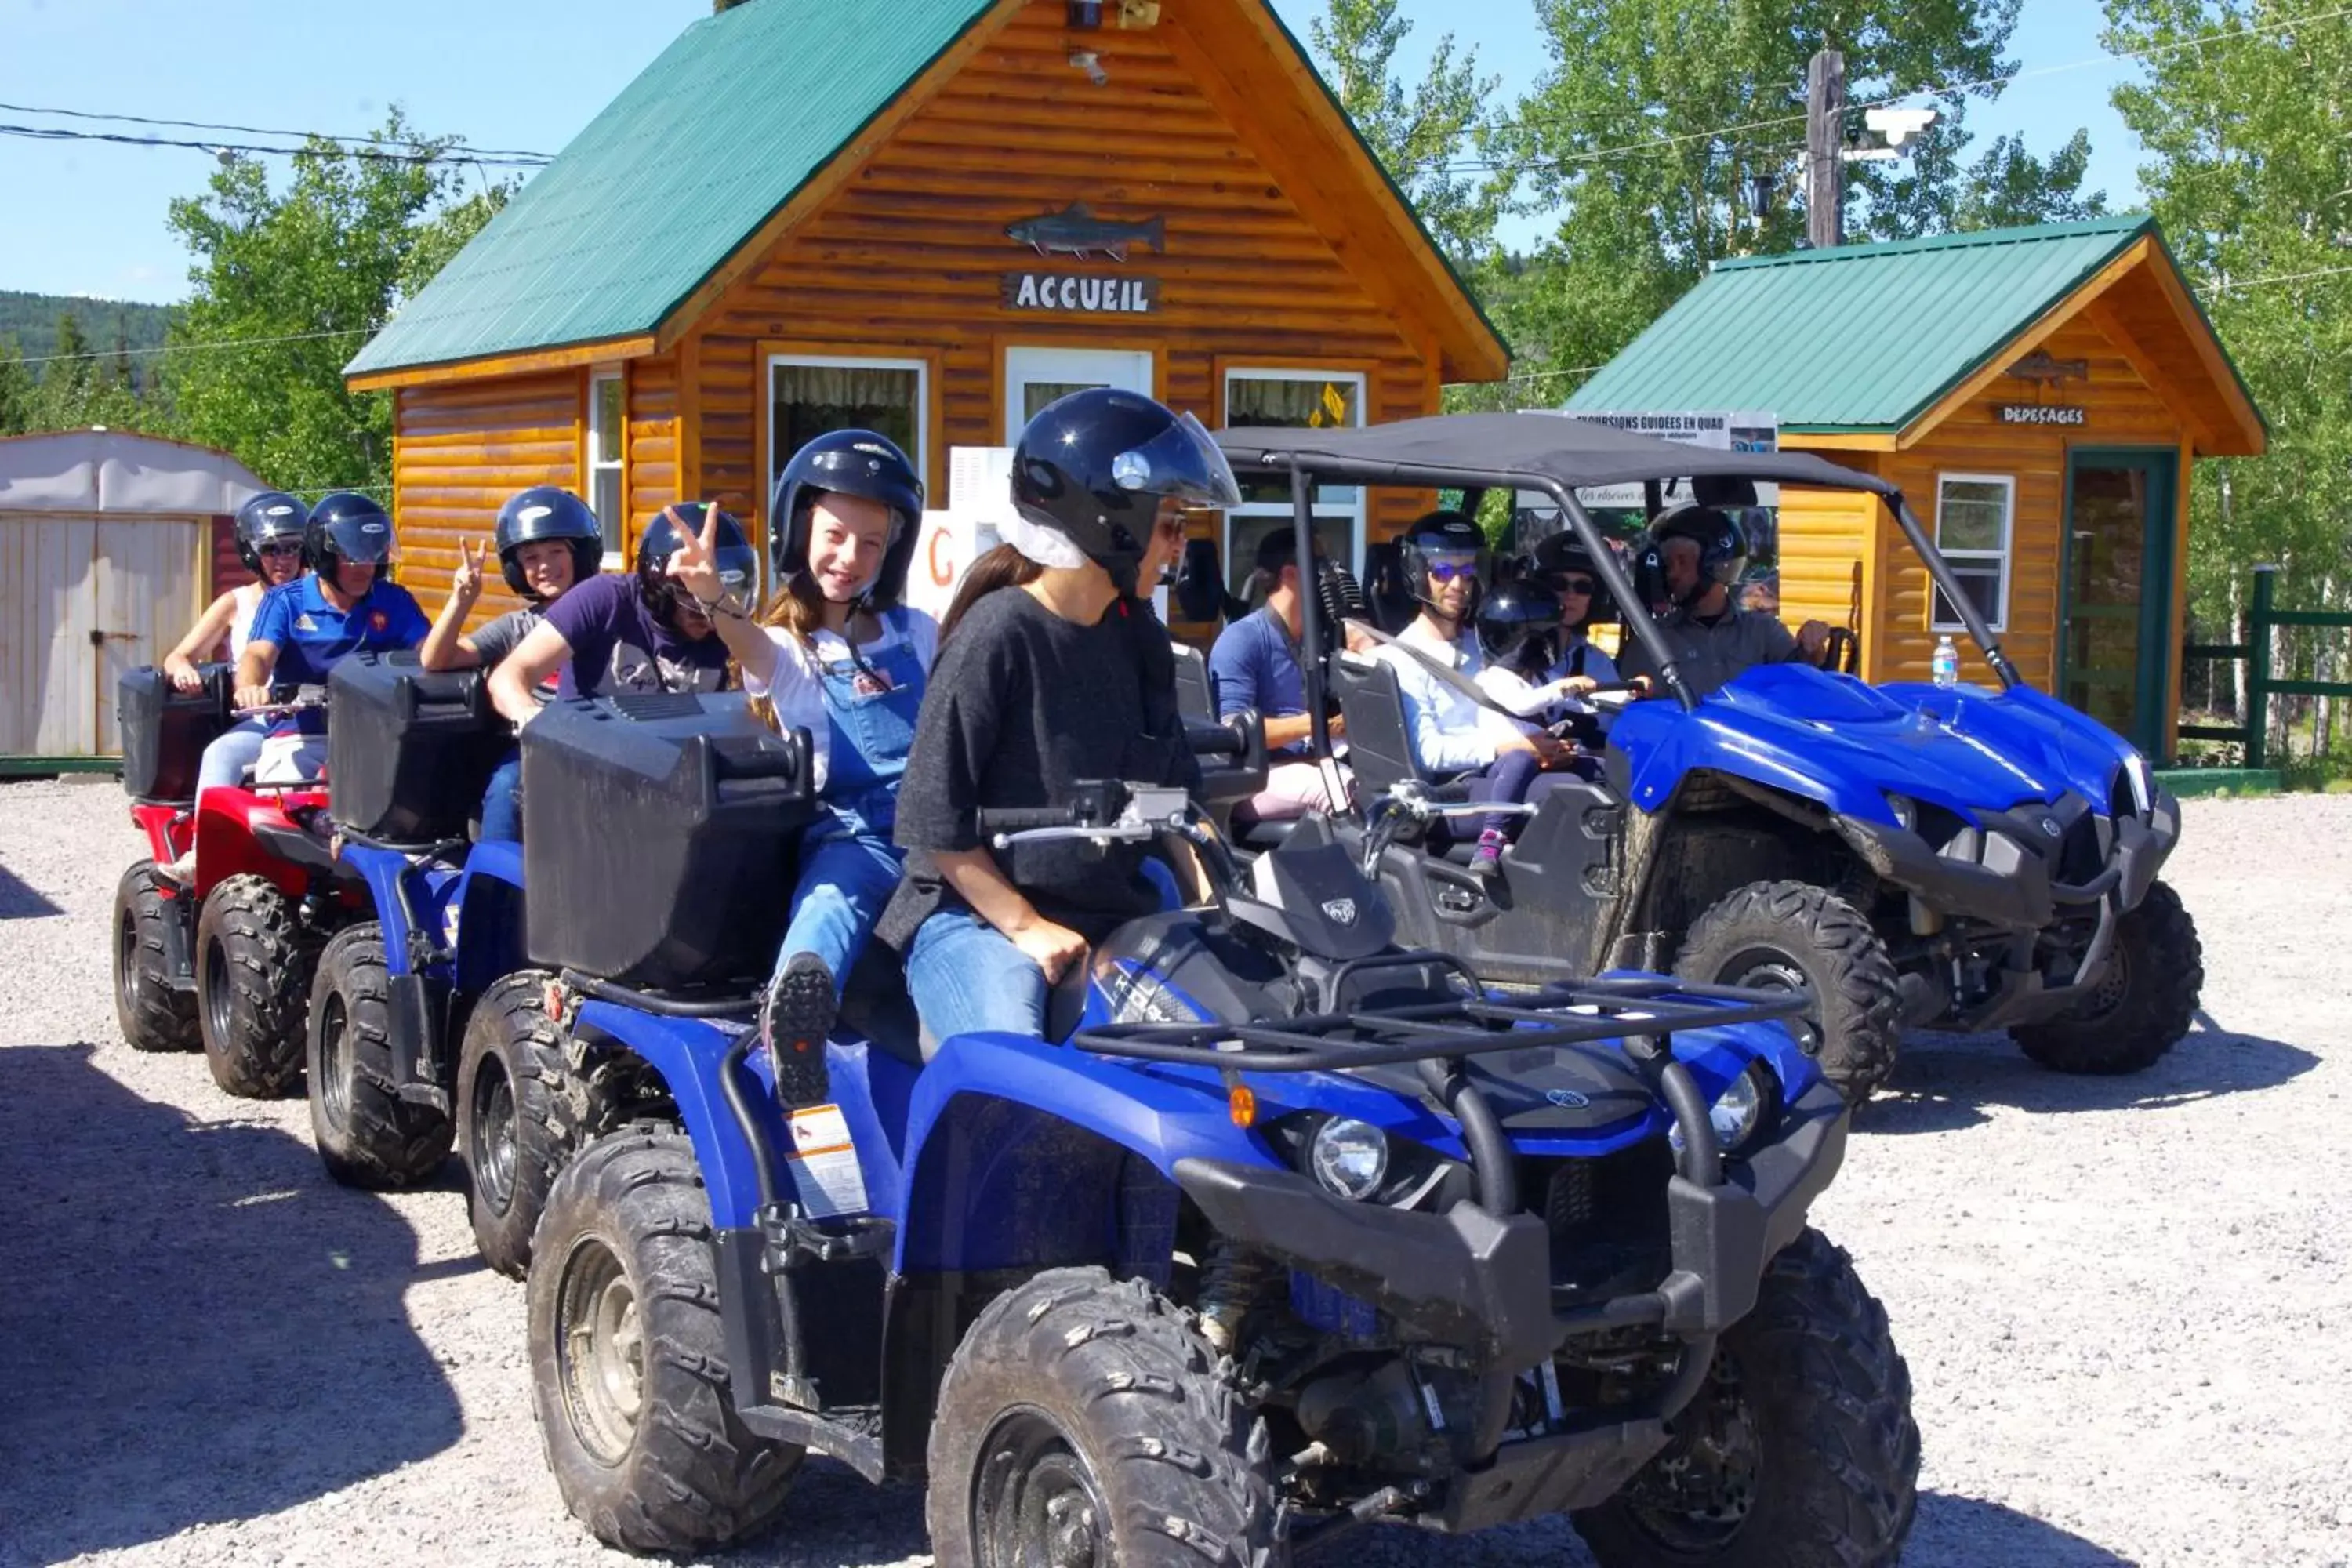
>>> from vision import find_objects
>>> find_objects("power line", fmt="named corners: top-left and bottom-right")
top-left (0, 99), bottom-right (554, 160)
top-left (0, 122), bottom-right (550, 166)
top-left (1431, 2), bottom-right (2352, 178)
top-left (12, 328), bottom-right (372, 368)
top-left (2205, 260), bottom-right (2352, 293)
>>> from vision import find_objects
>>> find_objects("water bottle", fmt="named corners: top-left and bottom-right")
top-left (1931, 635), bottom-right (1960, 690)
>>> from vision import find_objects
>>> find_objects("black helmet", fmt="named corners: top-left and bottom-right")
top-left (770, 429), bottom-right (924, 608)
top-left (1530, 530), bottom-right (1613, 629)
top-left (1398, 510), bottom-right (1488, 613)
top-left (637, 503), bottom-right (756, 626)
top-left (1010, 388), bottom-right (1240, 595)
top-left (1647, 503), bottom-right (1748, 605)
top-left (304, 492), bottom-right (397, 576)
top-left (494, 487), bottom-right (602, 600)
top-left (233, 491), bottom-right (308, 575)
top-left (1475, 578), bottom-right (1562, 670)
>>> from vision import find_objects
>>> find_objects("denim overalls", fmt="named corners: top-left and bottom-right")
top-left (774, 609), bottom-right (927, 993)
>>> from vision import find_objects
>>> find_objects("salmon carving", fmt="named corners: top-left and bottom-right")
top-left (1004, 202), bottom-right (1167, 263)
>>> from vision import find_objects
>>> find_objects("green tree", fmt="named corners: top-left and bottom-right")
top-left (0, 338), bottom-right (34, 436)
top-left (2104, 0), bottom-right (2352, 745)
top-left (165, 113), bottom-right (498, 495)
top-left (1491, 0), bottom-right (2105, 398)
top-left (26, 310), bottom-right (154, 433)
top-left (1307, 0), bottom-right (1504, 272)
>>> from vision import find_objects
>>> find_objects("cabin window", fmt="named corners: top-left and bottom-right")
top-left (587, 372), bottom-right (626, 558)
top-left (1221, 368), bottom-right (1366, 608)
top-left (769, 354), bottom-right (927, 503)
top-left (1931, 473), bottom-right (2013, 631)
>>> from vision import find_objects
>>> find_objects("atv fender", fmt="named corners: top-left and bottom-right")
top-left (898, 1033), bottom-right (1271, 1275)
top-left (340, 840), bottom-right (470, 1103)
top-left (448, 842), bottom-right (528, 993)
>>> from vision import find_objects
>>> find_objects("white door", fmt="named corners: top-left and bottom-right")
top-left (1003, 347), bottom-right (1156, 443)
top-left (0, 514), bottom-right (201, 757)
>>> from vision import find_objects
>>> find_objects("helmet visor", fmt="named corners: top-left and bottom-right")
top-left (711, 541), bottom-right (760, 606)
top-left (1108, 411), bottom-right (1243, 510)
top-left (325, 513), bottom-right (397, 566)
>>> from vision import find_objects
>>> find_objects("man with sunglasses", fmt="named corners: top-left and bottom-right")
top-left (1372, 511), bottom-right (1571, 775)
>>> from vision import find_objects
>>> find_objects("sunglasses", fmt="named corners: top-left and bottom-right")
top-left (258, 541), bottom-right (303, 557)
top-left (1425, 559), bottom-right (1480, 583)
top-left (1552, 575), bottom-right (1597, 594)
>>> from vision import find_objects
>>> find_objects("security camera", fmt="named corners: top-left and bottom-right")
top-left (1864, 106), bottom-right (1940, 147)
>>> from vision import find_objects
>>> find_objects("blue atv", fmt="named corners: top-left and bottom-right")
top-left (511, 690), bottom-right (1918, 1563)
top-left (1214, 414), bottom-right (2200, 1105)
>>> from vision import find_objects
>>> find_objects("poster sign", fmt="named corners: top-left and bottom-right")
top-left (1001, 273), bottom-right (1160, 314)
top-left (1519, 408), bottom-right (1781, 514)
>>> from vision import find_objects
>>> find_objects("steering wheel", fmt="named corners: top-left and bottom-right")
top-left (1816, 626), bottom-right (1860, 675)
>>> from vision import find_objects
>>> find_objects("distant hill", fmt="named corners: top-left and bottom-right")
top-left (0, 292), bottom-right (180, 362)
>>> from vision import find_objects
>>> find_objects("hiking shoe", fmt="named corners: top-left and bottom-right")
top-left (1468, 830), bottom-right (1506, 880)
top-left (759, 953), bottom-right (837, 1108)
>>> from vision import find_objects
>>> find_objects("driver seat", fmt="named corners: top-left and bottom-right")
top-left (1327, 652), bottom-right (1484, 865)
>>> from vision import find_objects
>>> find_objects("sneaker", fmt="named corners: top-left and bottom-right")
top-left (759, 953), bottom-right (837, 1108)
top-left (155, 849), bottom-right (196, 884)
top-left (1468, 829), bottom-right (1507, 880)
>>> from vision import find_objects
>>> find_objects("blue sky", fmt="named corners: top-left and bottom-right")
top-left (0, 0), bottom-right (2145, 306)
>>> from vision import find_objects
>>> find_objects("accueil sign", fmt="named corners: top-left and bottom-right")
top-left (1001, 273), bottom-right (1161, 314)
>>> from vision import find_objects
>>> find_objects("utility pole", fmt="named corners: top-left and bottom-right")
top-left (1805, 49), bottom-right (1846, 249)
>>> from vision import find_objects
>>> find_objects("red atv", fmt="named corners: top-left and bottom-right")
top-left (115, 666), bottom-right (354, 1097)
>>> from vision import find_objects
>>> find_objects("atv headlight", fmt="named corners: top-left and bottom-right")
top-left (1671, 1061), bottom-right (1779, 1159)
top-left (1308, 1117), bottom-right (1389, 1201)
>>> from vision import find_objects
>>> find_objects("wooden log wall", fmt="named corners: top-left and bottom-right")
top-left (681, 0), bottom-right (1444, 586)
top-left (389, 369), bottom-right (588, 625)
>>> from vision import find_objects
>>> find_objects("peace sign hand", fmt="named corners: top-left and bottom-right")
top-left (662, 503), bottom-right (725, 606)
top-left (452, 537), bottom-right (488, 604)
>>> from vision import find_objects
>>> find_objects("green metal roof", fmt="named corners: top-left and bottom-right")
top-left (347, 0), bottom-right (995, 378)
top-left (1566, 214), bottom-right (2165, 432)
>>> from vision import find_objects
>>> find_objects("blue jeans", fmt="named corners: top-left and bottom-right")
top-left (905, 906), bottom-right (1049, 1047)
top-left (774, 829), bottom-right (904, 997)
top-left (195, 717), bottom-right (270, 797)
top-left (477, 750), bottom-right (523, 844)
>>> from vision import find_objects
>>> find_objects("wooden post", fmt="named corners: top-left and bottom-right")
top-left (1806, 50), bottom-right (1846, 250)
top-left (2248, 564), bottom-right (2278, 769)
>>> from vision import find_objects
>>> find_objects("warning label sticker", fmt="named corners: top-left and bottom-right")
top-left (784, 1105), bottom-right (869, 1220)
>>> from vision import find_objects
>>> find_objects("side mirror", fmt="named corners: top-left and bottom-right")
top-left (1174, 536), bottom-right (1229, 623)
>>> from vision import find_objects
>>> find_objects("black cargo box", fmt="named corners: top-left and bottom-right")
top-left (118, 663), bottom-right (232, 803)
top-left (328, 651), bottom-right (510, 844)
top-left (521, 692), bottom-right (816, 991)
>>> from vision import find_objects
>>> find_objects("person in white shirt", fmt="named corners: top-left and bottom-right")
top-left (162, 491), bottom-right (309, 691)
top-left (666, 430), bottom-right (931, 1107)
top-left (1370, 512), bottom-right (1573, 878)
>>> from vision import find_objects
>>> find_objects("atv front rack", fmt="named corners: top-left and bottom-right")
top-left (1074, 955), bottom-right (1812, 1196)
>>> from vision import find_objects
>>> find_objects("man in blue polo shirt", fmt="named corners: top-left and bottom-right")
top-left (1208, 528), bottom-right (1349, 822)
top-left (176, 493), bottom-right (429, 858)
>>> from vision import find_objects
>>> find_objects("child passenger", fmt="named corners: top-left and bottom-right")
top-left (662, 431), bottom-right (931, 1107)
top-left (419, 486), bottom-right (604, 842)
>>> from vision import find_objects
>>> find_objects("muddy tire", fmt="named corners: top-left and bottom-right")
top-left (194, 873), bottom-right (318, 1098)
top-left (456, 970), bottom-right (570, 1278)
top-left (114, 860), bottom-right (197, 1053)
top-left (927, 1267), bottom-right (1281, 1568)
top-left (306, 923), bottom-right (452, 1189)
top-left (1575, 1229), bottom-right (1919, 1568)
top-left (1677, 880), bottom-right (1903, 1105)
top-left (2013, 878), bottom-right (2202, 1075)
top-left (528, 1127), bottom-right (801, 1553)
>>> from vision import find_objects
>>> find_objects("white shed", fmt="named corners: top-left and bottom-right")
top-left (0, 430), bottom-right (268, 767)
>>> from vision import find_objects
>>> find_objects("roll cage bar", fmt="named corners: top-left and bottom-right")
top-left (1218, 421), bottom-right (2021, 741)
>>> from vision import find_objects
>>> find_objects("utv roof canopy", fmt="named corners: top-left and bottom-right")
top-left (1211, 411), bottom-right (1900, 499)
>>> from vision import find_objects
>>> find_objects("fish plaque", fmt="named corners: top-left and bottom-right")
top-left (1005, 201), bottom-right (1166, 262)
top-left (1002, 272), bottom-right (1162, 314)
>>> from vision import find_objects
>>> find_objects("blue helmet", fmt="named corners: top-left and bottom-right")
top-left (769, 429), bottom-right (924, 610)
top-left (304, 492), bottom-right (396, 576)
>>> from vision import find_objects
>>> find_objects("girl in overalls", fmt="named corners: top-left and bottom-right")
top-left (663, 430), bottom-right (931, 1107)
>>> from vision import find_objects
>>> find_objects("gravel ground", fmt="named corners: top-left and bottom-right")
top-left (1, 775), bottom-right (2346, 1568)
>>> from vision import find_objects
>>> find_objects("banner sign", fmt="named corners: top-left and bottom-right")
top-left (1519, 408), bottom-right (1782, 513)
